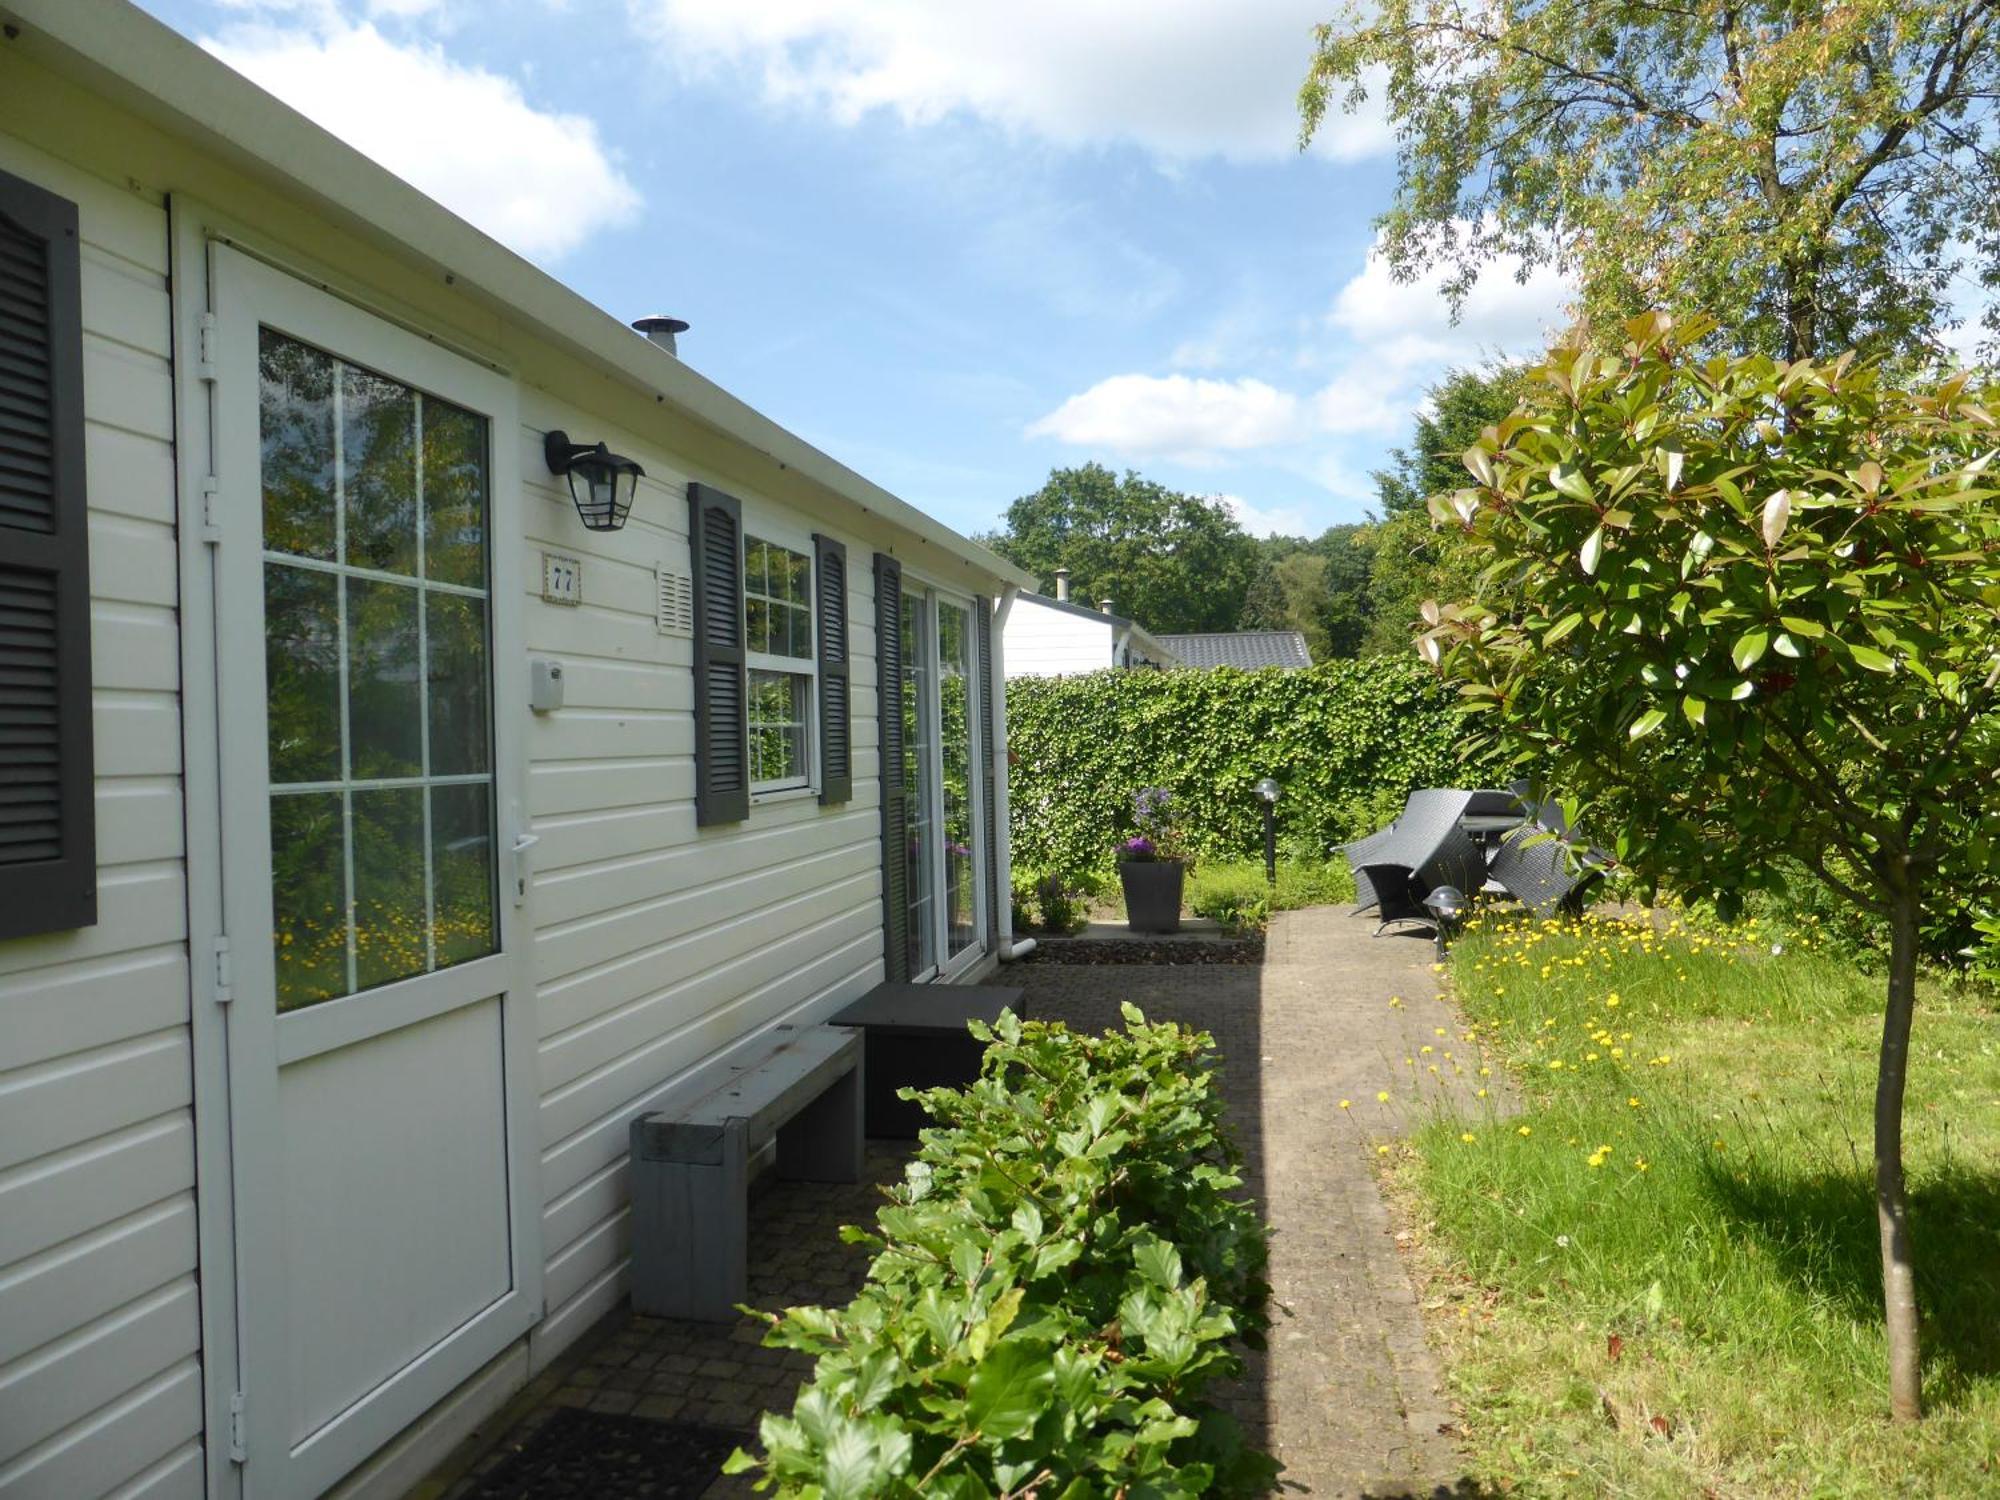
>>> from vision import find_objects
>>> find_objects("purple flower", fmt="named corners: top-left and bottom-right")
top-left (1123, 835), bottom-right (1156, 860)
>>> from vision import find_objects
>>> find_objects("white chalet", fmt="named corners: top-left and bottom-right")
top-left (0, 5), bottom-right (1035, 1496)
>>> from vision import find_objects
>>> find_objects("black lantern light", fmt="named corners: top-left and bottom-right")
top-left (1423, 884), bottom-right (1467, 960)
top-left (545, 430), bottom-right (645, 532)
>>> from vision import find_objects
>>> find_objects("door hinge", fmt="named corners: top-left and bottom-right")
top-left (228, 1390), bottom-right (247, 1464)
top-left (200, 475), bottom-right (222, 544)
top-left (213, 935), bottom-right (234, 1006)
top-left (197, 312), bottom-right (219, 383)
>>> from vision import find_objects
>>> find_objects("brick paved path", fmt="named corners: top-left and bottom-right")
top-left (421, 907), bottom-right (1480, 1499)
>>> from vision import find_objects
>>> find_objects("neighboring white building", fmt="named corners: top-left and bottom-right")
top-left (1001, 572), bottom-right (1179, 677)
top-left (0, 5), bottom-right (1033, 1497)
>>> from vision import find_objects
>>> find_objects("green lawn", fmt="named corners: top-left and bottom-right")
top-left (1386, 908), bottom-right (2000, 1497)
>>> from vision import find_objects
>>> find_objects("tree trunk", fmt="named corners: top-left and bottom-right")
top-left (1877, 879), bottom-right (1924, 1421)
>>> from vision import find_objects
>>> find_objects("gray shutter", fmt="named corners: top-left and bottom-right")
top-left (687, 483), bottom-right (748, 825)
top-left (813, 533), bottom-right (851, 804)
top-left (0, 168), bottom-right (94, 939)
top-left (875, 554), bottom-right (908, 982)
top-left (974, 595), bottom-right (999, 949)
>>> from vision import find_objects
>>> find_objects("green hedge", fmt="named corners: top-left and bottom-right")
top-left (1007, 659), bottom-right (1488, 880)
top-left (726, 1007), bottom-right (1277, 1497)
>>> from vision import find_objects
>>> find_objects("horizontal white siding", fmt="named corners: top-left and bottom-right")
top-left (0, 137), bottom-right (201, 1500)
top-left (1002, 595), bottom-right (1115, 677)
top-left (515, 394), bottom-right (887, 1365)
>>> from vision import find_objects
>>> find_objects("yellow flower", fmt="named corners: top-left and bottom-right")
top-left (1627, 1097), bottom-right (1642, 1109)
top-left (1434, 1027), bottom-right (1448, 1037)
top-left (1377, 1144), bottom-right (1391, 1155)
top-left (1517, 1125), bottom-right (1533, 1137)
top-left (1476, 1087), bottom-right (1489, 1098)
top-left (1549, 1059), bottom-right (1565, 1070)
top-left (1606, 993), bottom-right (1621, 1007)
top-left (1460, 1132), bottom-right (1477, 1144)
top-left (1421, 1045), bottom-right (1434, 1055)
top-left (1377, 1091), bottom-right (1391, 1103)
top-left (1340, 1099), bottom-right (1352, 1110)
top-left (1634, 1157), bottom-right (1650, 1172)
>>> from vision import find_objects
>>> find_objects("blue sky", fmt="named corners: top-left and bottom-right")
top-left (136, 0), bottom-right (1575, 540)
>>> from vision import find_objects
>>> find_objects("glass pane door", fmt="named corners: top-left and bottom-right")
top-left (259, 328), bottom-right (496, 1011)
top-left (937, 600), bottom-right (978, 960)
top-left (900, 589), bottom-right (937, 977)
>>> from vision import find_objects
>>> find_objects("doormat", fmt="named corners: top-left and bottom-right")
top-left (458, 1406), bottom-right (747, 1500)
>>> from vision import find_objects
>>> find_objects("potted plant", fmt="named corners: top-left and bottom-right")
top-left (1117, 787), bottom-right (1188, 933)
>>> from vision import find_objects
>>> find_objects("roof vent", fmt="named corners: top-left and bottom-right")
top-left (1098, 598), bottom-right (1114, 615)
top-left (632, 315), bottom-right (690, 356)
top-left (1054, 567), bottom-right (1070, 602)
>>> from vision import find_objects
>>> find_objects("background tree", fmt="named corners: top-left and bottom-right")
top-left (1363, 364), bottom-right (1526, 655)
top-left (1301, 0), bottom-right (2000, 363)
top-left (1238, 527), bottom-right (1379, 658)
top-left (982, 463), bottom-right (1259, 633)
top-left (1421, 312), bottom-right (2000, 1420)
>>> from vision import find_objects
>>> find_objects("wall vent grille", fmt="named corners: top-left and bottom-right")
top-left (656, 566), bottom-right (694, 637)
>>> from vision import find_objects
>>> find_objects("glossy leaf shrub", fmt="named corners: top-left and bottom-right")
top-left (724, 1006), bottom-right (1278, 1497)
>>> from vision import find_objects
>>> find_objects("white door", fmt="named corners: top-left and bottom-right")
top-left (899, 584), bottom-right (986, 981)
top-left (209, 246), bottom-right (540, 1499)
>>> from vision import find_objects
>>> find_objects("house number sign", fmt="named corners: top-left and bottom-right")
top-left (541, 552), bottom-right (583, 605)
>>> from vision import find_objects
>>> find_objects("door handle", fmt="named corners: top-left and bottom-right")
top-left (510, 832), bottom-right (540, 906)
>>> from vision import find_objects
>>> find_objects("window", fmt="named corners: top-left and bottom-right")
top-left (259, 328), bottom-right (496, 1010)
top-left (743, 535), bottom-right (814, 791)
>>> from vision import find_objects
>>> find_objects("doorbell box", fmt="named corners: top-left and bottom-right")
top-left (530, 658), bottom-right (565, 713)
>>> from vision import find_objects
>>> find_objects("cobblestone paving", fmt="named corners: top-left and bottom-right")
top-left (424, 907), bottom-right (1481, 1499)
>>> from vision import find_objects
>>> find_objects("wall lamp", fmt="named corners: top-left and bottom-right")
top-left (545, 430), bottom-right (645, 532)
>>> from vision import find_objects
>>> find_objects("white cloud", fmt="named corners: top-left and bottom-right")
top-left (205, 20), bottom-right (640, 262)
top-left (630, 0), bottom-right (1389, 162)
top-left (1220, 493), bottom-right (1314, 538)
top-left (1027, 243), bottom-right (1573, 502)
top-left (1330, 226), bottom-right (1575, 369)
top-left (1027, 374), bottom-right (1304, 461)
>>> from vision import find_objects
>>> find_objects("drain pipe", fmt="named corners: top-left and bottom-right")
top-left (991, 587), bottom-right (1036, 962)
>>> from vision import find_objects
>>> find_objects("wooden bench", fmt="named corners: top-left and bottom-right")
top-left (628, 1024), bottom-right (862, 1322)
top-left (829, 983), bottom-right (1024, 1138)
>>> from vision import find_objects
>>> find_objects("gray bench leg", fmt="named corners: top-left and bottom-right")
top-left (777, 1051), bottom-right (863, 1183)
top-left (629, 1117), bottom-right (749, 1322)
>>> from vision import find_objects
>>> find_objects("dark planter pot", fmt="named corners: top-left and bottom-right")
top-left (1119, 859), bottom-right (1185, 934)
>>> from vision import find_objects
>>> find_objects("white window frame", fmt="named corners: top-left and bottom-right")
top-left (742, 516), bottom-right (818, 799)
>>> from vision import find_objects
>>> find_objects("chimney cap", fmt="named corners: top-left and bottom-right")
top-left (1098, 598), bottom-right (1114, 614)
top-left (632, 315), bottom-right (690, 354)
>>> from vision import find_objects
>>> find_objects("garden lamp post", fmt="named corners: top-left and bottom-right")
top-left (1423, 885), bottom-right (1467, 961)
top-left (1254, 777), bottom-right (1280, 887)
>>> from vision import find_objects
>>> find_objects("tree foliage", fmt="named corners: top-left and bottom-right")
top-left (1418, 310), bottom-right (2000, 1420)
top-left (1301, 0), bottom-right (2000, 362)
top-left (982, 464), bottom-right (1259, 633)
top-left (1364, 363), bottom-right (1529, 654)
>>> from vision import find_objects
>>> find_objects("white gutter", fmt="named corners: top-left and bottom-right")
top-left (990, 588), bottom-right (1034, 963)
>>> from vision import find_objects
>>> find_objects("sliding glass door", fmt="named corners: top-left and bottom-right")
top-left (901, 585), bottom-right (985, 979)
